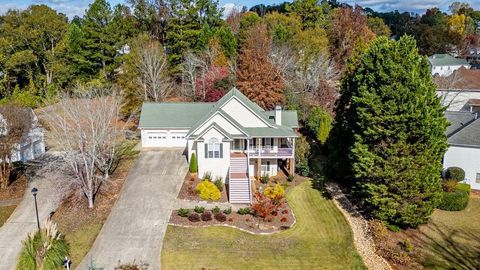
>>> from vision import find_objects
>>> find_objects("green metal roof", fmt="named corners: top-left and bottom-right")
top-left (264, 110), bottom-right (299, 128)
top-left (428, 54), bottom-right (469, 67)
top-left (139, 102), bottom-right (214, 129)
top-left (245, 126), bottom-right (297, 137)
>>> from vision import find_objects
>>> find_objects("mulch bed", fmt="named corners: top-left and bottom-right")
top-left (0, 175), bottom-right (26, 202)
top-left (169, 203), bottom-right (295, 234)
top-left (177, 173), bottom-right (228, 203)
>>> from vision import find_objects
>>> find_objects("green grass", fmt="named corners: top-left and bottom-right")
top-left (0, 205), bottom-right (16, 227)
top-left (64, 222), bottom-right (104, 269)
top-left (162, 181), bottom-right (366, 270)
top-left (412, 196), bottom-right (480, 269)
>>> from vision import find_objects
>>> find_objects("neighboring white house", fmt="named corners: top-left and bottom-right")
top-left (429, 54), bottom-right (470, 77)
top-left (436, 67), bottom-right (480, 111)
top-left (443, 111), bottom-right (480, 190)
top-left (138, 88), bottom-right (299, 203)
top-left (0, 110), bottom-right (46, 163)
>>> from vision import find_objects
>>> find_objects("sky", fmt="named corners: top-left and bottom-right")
top-left (1, 0), bottom-right (480, 19)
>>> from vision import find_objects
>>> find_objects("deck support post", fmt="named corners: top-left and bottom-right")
top-left (257, 158), bottom-right (261, 179)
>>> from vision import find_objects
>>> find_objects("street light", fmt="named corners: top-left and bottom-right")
top-left (31, 187), bottom-right (40, 230)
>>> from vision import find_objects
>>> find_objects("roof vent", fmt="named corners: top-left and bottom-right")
top-left (275, 105), bottom-right (282, 126)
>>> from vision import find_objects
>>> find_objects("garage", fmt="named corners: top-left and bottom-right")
top-left (141, 130), bottom-right (187, 148)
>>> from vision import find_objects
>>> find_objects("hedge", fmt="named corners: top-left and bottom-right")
top-left (445, 167), bottom-right (465, 182)
top-left (456, 183), bottom-right (471, 194)
top-left (438, 189), bottom-right (469, 211)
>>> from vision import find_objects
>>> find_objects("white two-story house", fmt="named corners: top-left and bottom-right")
top-left (429, 54), bottom-right (470, 77)
top-left (138, 88), bottom-right (299, 203)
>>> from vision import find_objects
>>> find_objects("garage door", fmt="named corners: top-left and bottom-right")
top-left (145, 132), bottom-right (168, 147)
top-left (143, 131), bottom-right (187, 147)
top-left (170, 132), bottom-right (187, 147)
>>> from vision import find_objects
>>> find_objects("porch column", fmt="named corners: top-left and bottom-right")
top-left (289, 158), bottom-right (295, 176)
top-left (257, 158), bottom-right (261, 179)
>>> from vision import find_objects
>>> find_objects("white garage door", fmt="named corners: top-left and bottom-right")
top-left (143, 130), bottom-right (187, 148)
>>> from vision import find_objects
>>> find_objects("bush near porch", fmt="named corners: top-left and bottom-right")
top-left (177, 174), bottom-right (228, 203)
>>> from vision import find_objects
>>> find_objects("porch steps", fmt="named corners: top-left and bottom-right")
top-left (229, 156), bottom-right (251, 204)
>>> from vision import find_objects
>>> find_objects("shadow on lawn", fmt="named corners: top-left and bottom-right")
top-left (410, 222), bottom-right (480, 270)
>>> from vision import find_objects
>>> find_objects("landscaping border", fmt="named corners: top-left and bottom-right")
top-left (325, 182), bottom-right (392, 270)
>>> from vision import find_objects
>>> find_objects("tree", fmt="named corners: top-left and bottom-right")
top-left (328, 36), bottom-right (448, 228)
top-left (367, 17), bottom-right (392, 37)
top-left (306, 106), bottom-right (332, 144)
top-left (237, 23), bottom-right (285, 109)
top-left (286, 0), bottom-right (324, 29)
top-left (0, 104), bottom-right (32, 190)
top-left (44, 88), bottom-right (122, 208)
top-left (295, 135), bottom-right (310, 176)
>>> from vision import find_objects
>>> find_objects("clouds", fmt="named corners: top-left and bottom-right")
top-left (343, 0), bottom-right (480, 13)
top-left (222, 3), bottom-right (243, 18)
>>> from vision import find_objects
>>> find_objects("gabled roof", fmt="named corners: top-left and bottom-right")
top-left (139, 103), bottom-right (214, 129)
top-left (194, 123), bottom-right (234, 141)
top-left (429, 54), bottom-right (470, 67)
top-left (446, 111), bottom-right (480, 147)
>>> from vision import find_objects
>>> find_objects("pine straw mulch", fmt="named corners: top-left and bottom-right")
top-left (0, 175), bottom-right (26, 202)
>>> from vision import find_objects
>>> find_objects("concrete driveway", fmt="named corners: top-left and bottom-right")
top-left (77, 149), bottom-right (188, 270)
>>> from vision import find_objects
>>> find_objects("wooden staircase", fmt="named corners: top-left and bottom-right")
top-left (229, 154), bottom-right (251, 204)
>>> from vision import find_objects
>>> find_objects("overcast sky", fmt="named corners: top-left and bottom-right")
top-left (1, 0), bottom-right (480, 19)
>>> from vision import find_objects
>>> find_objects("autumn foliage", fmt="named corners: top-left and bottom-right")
top-left (252, 191), bottom-right (285, 221)
top-left (237, 23), bottom-right (285, 110)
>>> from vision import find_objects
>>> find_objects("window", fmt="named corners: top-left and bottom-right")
top-left (207, 138), bottom-right (221, 158)
top-left (476, 173), bottom-right (480, 184)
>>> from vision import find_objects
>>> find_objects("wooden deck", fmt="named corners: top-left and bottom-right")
top-left (230, 152), bottom-right (247, 158)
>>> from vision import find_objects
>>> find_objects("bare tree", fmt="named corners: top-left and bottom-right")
top-left (135, 39), bottom-right (172, 102)
top-left (434, 70), bottom-right (468, 109)
top-left (0, 105), bottom-right (32, 190)
top-left (181, 52), bottom-right (209, 101)
top-left (44, 88), bottom-right (122, 208)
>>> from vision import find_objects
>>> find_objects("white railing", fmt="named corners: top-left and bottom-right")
top-left (248, 146), bottom-right (293, 157)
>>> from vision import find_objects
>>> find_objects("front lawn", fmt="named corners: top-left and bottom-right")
top-left (162, 181), bottom-right (366, 270)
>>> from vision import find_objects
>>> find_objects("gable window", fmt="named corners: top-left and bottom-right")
top-left (206, 138), bottom-right (222, 158)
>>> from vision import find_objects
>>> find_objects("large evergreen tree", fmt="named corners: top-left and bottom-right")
top-left (327, 36), bottom-right (448, 228)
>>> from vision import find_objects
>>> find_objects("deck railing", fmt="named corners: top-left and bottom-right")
top-left (248, 146), bottom-right (293, 157)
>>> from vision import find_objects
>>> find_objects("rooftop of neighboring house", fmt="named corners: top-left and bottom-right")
top-left (436, 67), bottom-right (480, 90)
top-left (139, 88), bottom-right (299, 138)
top-left (428, 54), bottom-right (470, 67)
top-left (445, 111), bottom-right (480, 147)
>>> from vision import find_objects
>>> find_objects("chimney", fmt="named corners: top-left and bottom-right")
top-left (275, 105), bottom-right (282, 125)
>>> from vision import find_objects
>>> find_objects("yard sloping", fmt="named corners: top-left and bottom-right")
top-left (162, 181), bottom-right (366, 270)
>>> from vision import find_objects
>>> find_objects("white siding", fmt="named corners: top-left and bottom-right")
top-left (221, 98), bottom-right (268, 127)
top-left (437, 90), bottom-right (480, 111)
top-left (432, 64), bottom-right (470, 77)
top-left (141, 129), bottom-right (188, 147)
top-left (193, 114), bottom-right (243, 136)
top-left (444, 146), bottom-right (480, 190)
top-left (197, 128), bottom-right (230, 181)
top-left (248, 158), bottom-right (278, 177)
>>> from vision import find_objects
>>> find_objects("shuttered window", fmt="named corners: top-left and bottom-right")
top-left (207, 138), bottom-right (222, 159)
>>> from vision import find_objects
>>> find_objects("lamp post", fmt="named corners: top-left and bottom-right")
top-left (31, 187), bottom-right (40, 230)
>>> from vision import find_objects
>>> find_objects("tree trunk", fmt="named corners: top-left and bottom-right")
top-left (87, 190), bottom-right (94, 208)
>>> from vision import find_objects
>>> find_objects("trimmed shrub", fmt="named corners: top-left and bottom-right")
top-left (177, 208), bottom-right (190, 217)
top-left (189, 153), bottom-right (198, 173)
top-left (188, 213), bottom-right (201, 222)
top-left (263, 184), bottom-right (285, 203)
top-left (214, 212), bottom-right (227, 222)
top-left (457, 183), bottom-right (471, 194)
top-left (237, 207), bottom-right (251, 215)
top-left (214, 177), bottom-right (223, 192)
top-left (195, 180), bottom-right (221, 201)
top-left (438, 189), bottom-right (469, 211)
top-left (287, 174), bottom-right (294, 182)
top-left (260, 174), bottom-right (270, 184)
top-left (194, 206), bottom-right (205, 214)
top-left (442, 179), bottom-right (458, 192)
top-left (223, 207), bottom-right (232, 215)
top-left (445, 167), bottom-right (465, 182)
top-left (201, 211), bottom-right (213, 221)
top-left (212, 206), bottom-right (221, 214)
top-left (202, 171), bottom-right (212, 181)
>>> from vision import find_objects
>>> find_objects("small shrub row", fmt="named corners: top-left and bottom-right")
top-left (237, 207), bottom-right (251, 215)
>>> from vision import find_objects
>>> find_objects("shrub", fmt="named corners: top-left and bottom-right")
top-left (280, 217), bottom-right (288, 222)
top-left (227, 217), bottom-right (233, 222)
top-left (457, 183), bottom-right (471, 194)
top-left (252, 192), bottom-right (285, 221)
top-left (195, 180), bottom-right (221, 201)
top-left (438, 189), bottom-right (469, 211)
top-left (445, 167), bottom-right (465, 182)
top-left (17, 220), bottom-right (70, 270)
top-left (237, 207), bottom-right (251, 215)
top-left (282, 209), bottom-right (288, 214)
top-left (306, 106), bottom-right (333, 144)
top-left (189, 153), bottom-right (198, 173)
top-left (115, 261), bottom-right (149, 270)
top-left (201, 211), bottom-right (213, 221)
top-left (214, 177), bottom-right (223, 192)
top-left (260, 174), bottom-right (270, 184)
top-left (287, 174), bottom-right (294, 182)
top-left (223, 207), bottom-right (232, 215)
top-left (188, 213), bottom-right (201, 222)
top-left (212, 206), bottom-right (221, 214)
top-left (177, 208), bottom-right (190, 217)
top-left (387, 224), bottom-right (401, 232)
top-left (263, 184), bottom-right (285, 204)
top-left (202, 171), bottom-right (212, 181)
top-left (214, 212), bottom-right (227, 222)
top-left (400, 239), bottom-right (414, 253)
top-left (194, 206), bottom-right (205, 214)
top-left (442, 179), bottom-right (458, 192)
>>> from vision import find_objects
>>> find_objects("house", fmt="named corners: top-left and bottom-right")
top-left (443, 111), bottom-right (480, 190)
top-left (429, 54), bottom-right (470, 77)
top-left (138, 88), bottom-right (299, 203)
top-left (0, 110), bottom-right (45, 163)
top-left (436, 67), bottom-right (480, 111)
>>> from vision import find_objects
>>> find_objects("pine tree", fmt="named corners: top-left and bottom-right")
top-left (328, 36), bottom-right (448, 228)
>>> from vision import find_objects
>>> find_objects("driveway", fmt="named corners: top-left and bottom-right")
top-left (77, 149), bottom-right (188, 270)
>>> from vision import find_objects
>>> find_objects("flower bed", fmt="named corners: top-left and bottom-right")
top-left (169, 204), bottom-right (295, 234)
top-left (177, 174), bottom-right (228, 203)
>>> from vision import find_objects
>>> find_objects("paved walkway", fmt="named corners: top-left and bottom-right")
top-left (77, 149), bottom-right (188, 270)
top-left (0, 173), bottom-right (64, 270)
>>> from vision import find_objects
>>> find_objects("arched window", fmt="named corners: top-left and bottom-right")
top-left (207, 138), bottom-right (222, 158)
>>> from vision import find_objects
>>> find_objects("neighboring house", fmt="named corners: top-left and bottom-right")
top-left (443, 111), bottom-right (480, 190)
top-left (139, 88), bottom-right (299, 203)
top-left (429, 54), bottom-right (470, 77)
top-left (0, 110), bottom-right (45, 163)
top-left (436, 67), bottom-right (480, 111)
